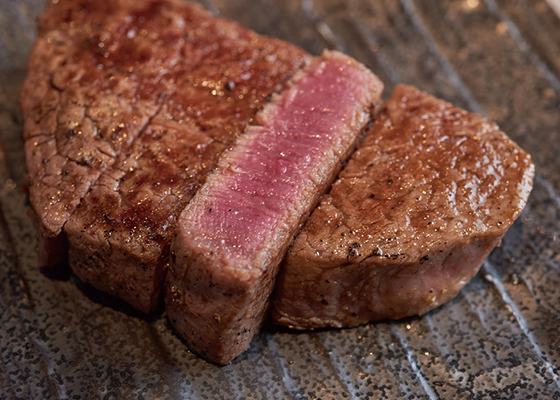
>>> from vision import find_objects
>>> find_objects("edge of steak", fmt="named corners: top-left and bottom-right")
top-left (21, 0), bottom-right (198, 245)
top-left (271, 84), bottom-right (535, 330)
top-left (61, 0), bottom-right (310, 313)
top-left (165, 50), bottom-right (383, 364)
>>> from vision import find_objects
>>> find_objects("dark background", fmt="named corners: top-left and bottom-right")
top-left (1, 0), bottom-right (560, 398)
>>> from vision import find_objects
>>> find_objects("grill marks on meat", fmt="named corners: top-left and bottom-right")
top-left (166, 50), bottom-right (383, 365)
top-left (272, 84), bottom-right (534, 330)
top-left (60, 0), bottom-right (310, 313)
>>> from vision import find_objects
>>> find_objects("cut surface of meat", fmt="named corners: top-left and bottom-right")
top-left (60, 0), bottom-right (310, 313)
top-left (272, 84), bottom-right (535, 330)
top-left (166, 50), bottom-right (383, 364)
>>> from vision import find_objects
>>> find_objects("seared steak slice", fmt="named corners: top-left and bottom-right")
top-left (21, 0), bottom-right (198, 251)
top-left (166, 50), bottom-right (383, 364)
top-left (62, 1), bottom-right (309, 313)
top-left (272, 84), bottom-right (534, 330)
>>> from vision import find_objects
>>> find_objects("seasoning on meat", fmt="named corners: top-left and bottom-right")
top-left (166, 50), bottom-right (383, 364)
top-left (21, 0), bottom-right (194, 266)
top-left (272, 84), bottom-right (535, 330)
top-left (60, 0), bottom-right (310, 313)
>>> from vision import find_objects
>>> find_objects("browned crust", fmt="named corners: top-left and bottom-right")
top-left (272, 84), bottom-right (535, 330)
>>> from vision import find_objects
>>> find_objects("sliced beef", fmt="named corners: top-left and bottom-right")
top-left (166, 50), bottom-right (383, 365)
top-left (62, 1), bottom-right (310, 313)
top-left (272, 84), bottom-right (535, 330)
top-left (21, 0), bottom-right (204, 252)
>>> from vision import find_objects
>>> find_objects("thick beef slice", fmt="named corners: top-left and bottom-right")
top-left (63, 2), bottom-right (310, 313)
top-left (272, 84), bottom-right (534, 330)
top-left (20, 0), bottom-right (231, 265)
top-left (166, 50), bottom-right (383, 364)
top-left (64, 118), bottom-right (213, 313)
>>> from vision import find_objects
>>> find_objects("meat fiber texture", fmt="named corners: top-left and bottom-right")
top-left (23, 0), bottom-right (309, 312)
top-left (21, 0), bottom-right (308, 270)
top-left (21, 0), bottom-right (183, 265)
top-left (166, 50), bottom-right (383, 365)
top-left (272, 84), bottom-right (535, 330)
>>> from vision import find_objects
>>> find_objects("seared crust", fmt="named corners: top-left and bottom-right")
top-left (166, 51), bottom-right (383, 364)
top-left (272, 84), bottom-right (534, 330)
top-left (58, 0), bottom-right (309, 312)
top-left (21, 0), bottom-right (190, 237)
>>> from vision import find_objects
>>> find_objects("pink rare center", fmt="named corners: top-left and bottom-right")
top-left (193, 58), bottom-right (370, 257)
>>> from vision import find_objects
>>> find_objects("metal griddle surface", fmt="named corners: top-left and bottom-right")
top-left (1, 0), bottom-right (560, 398)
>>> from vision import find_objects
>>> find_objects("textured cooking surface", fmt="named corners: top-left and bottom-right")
top-left (2, 0), bottom-right (560, 398)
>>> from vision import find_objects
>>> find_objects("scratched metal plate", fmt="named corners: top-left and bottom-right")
top-left (2, 0), bottom-right (560, 399)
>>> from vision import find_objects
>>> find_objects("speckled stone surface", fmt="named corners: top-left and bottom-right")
top-left (1, 0), bottom-right (560, 399)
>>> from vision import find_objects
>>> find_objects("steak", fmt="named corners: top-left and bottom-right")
top-left (21, 0), bottom-right (195, 265)
top-left (166, 50), bottom-right (383, 364)
top-left (23, 0), bottom-right (535, 365)
top-left (272, 84), bottom-right (535, 330)
top-left (58, 0), bottom-right (309, 313)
